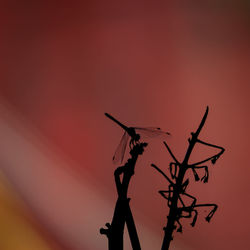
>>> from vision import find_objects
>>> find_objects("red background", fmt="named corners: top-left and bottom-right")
top-left (0, 1), bottom-right (250, 249)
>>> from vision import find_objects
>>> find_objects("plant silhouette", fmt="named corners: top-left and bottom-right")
top-left (100, 142), bottom-right (147, 250)
top-left (101, 107), bottom-right (224, 250)
top-left (151, 106), bottom-right (225, 250)
top-left (101, 113), bottom-right (170, 249)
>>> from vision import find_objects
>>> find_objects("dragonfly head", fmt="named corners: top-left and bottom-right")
top-left (134, 133), bottom-right (140, 142)
top-left (127, 127), bottom-right (140, 141)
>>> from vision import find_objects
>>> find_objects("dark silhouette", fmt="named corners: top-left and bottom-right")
top-left (100, 142), bottom-right (147, 250)
top-left (151, 106), bottom-right (225, 250)
top-left (101, 113), bottom-right (170, 249)
top-left (101, 113), bottom-right (150, 250)
top-left (105, 113), bottom-right (170, 164)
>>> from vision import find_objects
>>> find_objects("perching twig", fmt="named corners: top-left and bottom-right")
top-left (152, 106), bottom-right (225, 250)
top-left (102, 112), bottom-right (170, 250)
top-left (100, 142), bottom-right (147, 250)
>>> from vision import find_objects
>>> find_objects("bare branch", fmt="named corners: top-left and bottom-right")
top-left (151, 164), bottom-right (174, 185)
top-left (163, 141), bottom-right (180, 164)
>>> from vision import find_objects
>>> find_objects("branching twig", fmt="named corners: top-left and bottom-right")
top-left (152, 106), bottom-right (225, 250)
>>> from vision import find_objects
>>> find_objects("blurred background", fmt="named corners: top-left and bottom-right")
top-left (0, 1), bottom-right (250, 249)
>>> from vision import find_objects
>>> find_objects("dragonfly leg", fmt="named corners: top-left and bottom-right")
top-left (129, 139), bottom-right (136, 149)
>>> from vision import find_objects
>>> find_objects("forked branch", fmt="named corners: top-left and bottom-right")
top-left (152, 106), bottom-right (225, 250)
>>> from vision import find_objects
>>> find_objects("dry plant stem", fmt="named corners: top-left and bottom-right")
top-left (101, 143), bottom-right (146, 250)
top-left (161, 107), bottom-right (209, 250)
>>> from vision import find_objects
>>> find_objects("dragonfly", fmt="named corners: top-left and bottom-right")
top-left (105, 113), bottom-right (171, 164)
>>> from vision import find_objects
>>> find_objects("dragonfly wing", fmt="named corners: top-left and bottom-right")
top-left (113, 131), bottom-right (130, 164)
top-left (134, 127), bottom-right (171, 138)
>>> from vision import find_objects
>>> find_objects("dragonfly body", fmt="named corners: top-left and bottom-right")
top-left (105, 113), bottom-right (170, 164)
top-left (105, 113), bottom-right (140, 145)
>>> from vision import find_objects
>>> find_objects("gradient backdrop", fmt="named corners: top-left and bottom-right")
top-left (0, 1), bottom-right (250, 250)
